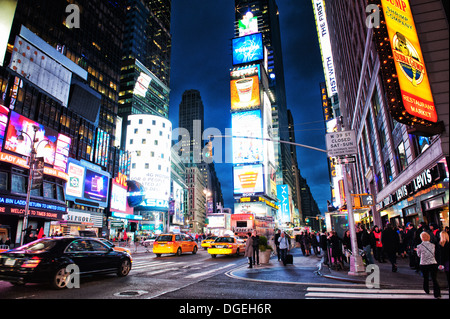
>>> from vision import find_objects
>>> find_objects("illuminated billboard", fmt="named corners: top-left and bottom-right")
top-left (0, 1), bottom-right (17, 67)
top-left (9, 36), bottom-right (72, 106)
top-left (110, 179), bottom-right (128, 214)
top-left (312, 0), bottom-right (338, 96)
top-left (277, 184), bottom-right (291, 224)
top-left (4, 111), bottom-right (71, 171)
top-left (230, 66), bottom-right (261, 111)
top-left (65, 158), bottom-right (110, 208)
top-left (232, 110), bottom-right (263, 164)
top-left (232, 33), bottom-right (264, 65)
top-left (133, 72), bottom-right (151, 97)
top-left (233, 164), bottom-right (265, 196)
top-left (0, 105), bottom-right (9, 151)
top-left (372, 0), bottom-right (437, 125)
top-left (239, 12), bottom-right (258, 36)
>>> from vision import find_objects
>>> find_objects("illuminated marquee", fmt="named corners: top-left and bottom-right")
top-left (370, 0), bottom-right (438, 127)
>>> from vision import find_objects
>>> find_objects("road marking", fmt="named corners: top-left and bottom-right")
top-left (185, 264), bottom-right (236, 279)
top-left (305, 287), bottom-right (449, 299)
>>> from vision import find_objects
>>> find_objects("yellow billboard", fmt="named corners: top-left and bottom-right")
top-left (230, 66), bottom-right (261, 111)
top-left (380, 0), bottom-right (437, 123)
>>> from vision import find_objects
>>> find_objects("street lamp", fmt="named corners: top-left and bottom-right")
top-left (18, 125), bottom-right (39, 246)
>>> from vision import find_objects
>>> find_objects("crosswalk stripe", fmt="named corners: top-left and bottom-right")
top-left (132, 261), bottom-right (177, 270)
top-left (306, 287), bottom-right (448, 299)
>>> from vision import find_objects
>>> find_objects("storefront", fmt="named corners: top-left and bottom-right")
top-left (376, 161), bottom-right (449, 229)
top-left (50, 208), bottom-right (103, 236)
top-left (108, 212), bottom-right (143, 241)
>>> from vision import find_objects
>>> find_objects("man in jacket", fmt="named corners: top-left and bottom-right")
top-left (244, 232), bottom-right (254, 268)
top-left (382, 223), bottom-right (399, 272)
top-left (251, 230), bottom-right (260, 266)
top-left (274, 229), bottom-right (281, 261)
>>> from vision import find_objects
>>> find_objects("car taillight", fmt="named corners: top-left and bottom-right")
top-left (21, 257), bottom-right (42, 268)
top-left (227, 245), bottom-right (233, 248)
top-left (167, 241), bottom-right (174, 245)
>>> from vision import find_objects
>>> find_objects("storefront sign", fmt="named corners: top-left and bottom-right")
top-left (380, 163), bottom-right (446, 209)
top-left (64, 211), bottom-right (93, 225)
top-left (0, 194), bottom-right (66, 220)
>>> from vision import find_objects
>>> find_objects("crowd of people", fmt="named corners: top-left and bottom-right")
top-left (320, 222), bottom-right (449, 299)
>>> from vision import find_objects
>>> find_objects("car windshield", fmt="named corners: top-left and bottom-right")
top-left (215, 237), bottom-right (233, 243)
top-left (206, 236), bottom-right (217, 240)
top-left (156, 235), bottom-right (173, 242)
top-left (15, 239), bottom-right (57, 253)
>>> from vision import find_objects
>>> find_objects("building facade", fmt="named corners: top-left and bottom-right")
top-left (325, 0), bottom-right (449, 229)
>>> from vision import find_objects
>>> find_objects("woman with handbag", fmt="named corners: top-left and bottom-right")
top-left (416, 231), bottom-right (441, 298)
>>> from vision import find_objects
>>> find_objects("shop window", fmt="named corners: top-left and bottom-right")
top-left (11, 174), bottom-right (26, 193)
top-left (56, 185), bottom-right (65, 201)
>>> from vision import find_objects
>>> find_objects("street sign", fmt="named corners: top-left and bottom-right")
top-left (334, 156), bottom-right (356, 165)
top-left (325, 130), bottom-right (357, 157)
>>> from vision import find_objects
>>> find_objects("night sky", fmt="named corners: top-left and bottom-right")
top-left (169, 0), bottom-right (331, 214)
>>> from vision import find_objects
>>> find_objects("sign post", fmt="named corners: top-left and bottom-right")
top-left (326, 127), bottom-right (365, 276)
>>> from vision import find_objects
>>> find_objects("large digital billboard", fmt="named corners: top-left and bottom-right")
top-left (232, 110), bottom-right (263, 164)
top-left (277, 184), bottom-right (291, 224)
top-left (375, 0), bottom-right (437, 125)
top-left (233, 164), bottom-right (265, 196)
top-left (312, 0), bottom-right (338, 96)
top-left (4, 111), bottom-right (71, 171)
top-left (230, 66), bottom-right (261, 111)
top-left (238, 12), bottom-right (258, 36)
top-left (0, 105), bottom-right (9, 151)
top-left (232, 33), bottom-right (264, 65)
top-left (65, 158), bottom-right (110, 208)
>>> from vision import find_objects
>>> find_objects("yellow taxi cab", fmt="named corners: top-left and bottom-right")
top-left (201, 236), bottom-right (217, 250)
top-left (208, 236), bottom-right (245, 258)
top-left (153, 233), bottom-right (198, 257)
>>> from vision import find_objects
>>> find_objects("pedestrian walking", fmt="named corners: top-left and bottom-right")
top-left (320, 231), bottom-right (329, 265)
top-left (328, 231), bottom-right (344, 270)
top-left (397, 225), bottom-right (407, 258)
top-left (438, 230), bottom-right (449, 289)
top-left (303, 231), bottom-right (312, 256)
top-left (244, 232), bottom-right (254, 268)
top-left (382, 223), bottom-right (399, 272)
top-left (274, 229), bottom-right (281, 261)
top-left (278, 231), bottom-right (290, 265)
top-left (416, 231), bottom-right (441, 299)
top-left (311, 231), bottom-right (320, 256)
top-left (404, 223), bottom-right (417, 269)
top-left (371, 226), bottom-right (384, 262)
top-left (360, 225), bottom-right (375, 265)
top-left (251, 230), bottom-right (260, 266)
top-left (342, 230), bottom-right (351, 263)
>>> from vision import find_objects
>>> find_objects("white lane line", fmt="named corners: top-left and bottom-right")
top-left (185, 264), bottom-right (236, 279)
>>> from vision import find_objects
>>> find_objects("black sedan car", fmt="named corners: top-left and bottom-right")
top-left (0, 236), bottom-right (132, 289)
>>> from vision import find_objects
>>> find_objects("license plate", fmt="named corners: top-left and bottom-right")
top-left (5, 258), bottom-right (15, 266)
top-left (159, 244), bottom-right (165, 246)
top-left (216, 245), bottom-right (225, 248)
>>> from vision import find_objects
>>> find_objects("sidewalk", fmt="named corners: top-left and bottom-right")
top-left (229, 247), bottom-right (449, 291)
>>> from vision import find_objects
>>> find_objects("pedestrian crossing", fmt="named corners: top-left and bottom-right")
top-left (130, 257), bottom-right (236, 279)
top-left (305, 287), bottom-right (449, 299)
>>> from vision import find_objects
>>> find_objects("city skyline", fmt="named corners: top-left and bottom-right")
top-left (168, 0), bottom-right (330, 213)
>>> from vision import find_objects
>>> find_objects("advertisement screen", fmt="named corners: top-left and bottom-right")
top-left (230, 66), bottom-right (261, 111)
top-left (9, 36), bottom-right (72, 106)
top-left (133, 72), bottom-right (151, 97)
top-left (110, 179), bottom-right (128, 213)
top-left (232, 33), bottom-right (264, 65)
top-left (380, 0), bottom-right (437, 123)
top-left (239, 12), bottom-right (258, 36)
top-left (232, 110), bottom-right (263, 164)
top-left (4, 111), bottom-right (71, 170)
top-left (65, 158), bottom-right (109, 208)
top-left (276, 184), bottom-right (291, 224)
top-left (0, 105), bottom-right (9, 150)
top-left (65, 161), bottom-right (85, 198)
top-left (84, 169), bottom-right (108, 203)
top-left (233, 164), bottom-right (265, 195)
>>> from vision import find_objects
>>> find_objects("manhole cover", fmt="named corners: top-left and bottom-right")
top-left (114, 290), bottom-right (148, 297)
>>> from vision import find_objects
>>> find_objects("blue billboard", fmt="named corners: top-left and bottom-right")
top-left (232, 33), bottom-right (264, 65)
top-left (277, 184), bottom-right (291, 224)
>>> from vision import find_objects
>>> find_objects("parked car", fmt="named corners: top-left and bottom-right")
top-left (152, 233), bottom-right (198, 257)
top-left (0, 237), bottom-right (132, 289)
top-left (208, 236), bottom-right (245, 258)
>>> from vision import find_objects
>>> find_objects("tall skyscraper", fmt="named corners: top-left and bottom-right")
top-left (234, 0), bottom-right (295, 202)
top-left (178, 89), bottom-right (204, 164)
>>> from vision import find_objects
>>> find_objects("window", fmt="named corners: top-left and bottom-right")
top-left (11, 174), bottom-right (26, 193)
top-left (129, 139), bottom-right (133, 144)
top-left (396, 142), bottom-right (408, 172)
top-left (142, 139), bottom-right (146, 144)
top-left (384, 160), bottom-right (393, 184)
top-left (147, 129), bottom-right (151, 134)
top-left (145, 163), bottom-right (149, 169)
top-left (90, 240), bottom-right (109, 252)
top-left (43, 182), bottom-right (56, 199)
top-left (0, 171), bottom-right (8, 191)
top-left (139, 119), bottom-right (143, 124)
